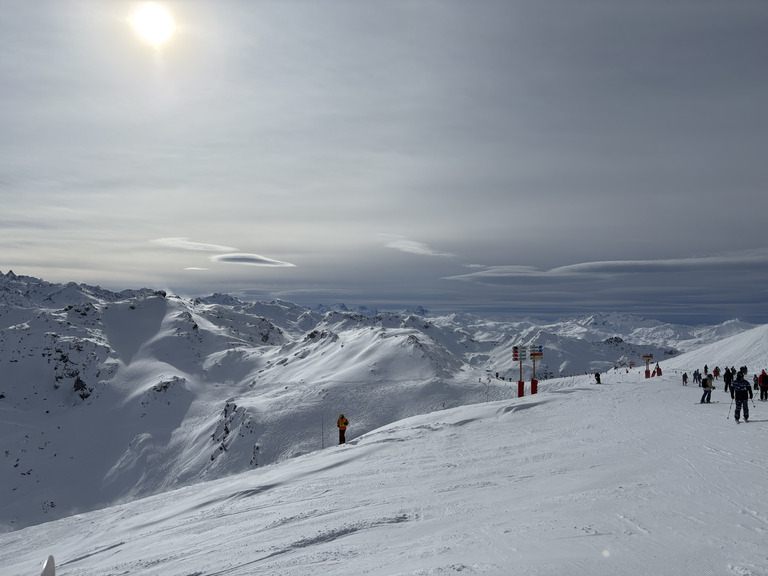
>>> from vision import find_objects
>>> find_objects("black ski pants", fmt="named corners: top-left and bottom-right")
top-left (734, 397), bottom-right (750, 420)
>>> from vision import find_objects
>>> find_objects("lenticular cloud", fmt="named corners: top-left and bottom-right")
top-left (211, 253), bottom-right (295, 267)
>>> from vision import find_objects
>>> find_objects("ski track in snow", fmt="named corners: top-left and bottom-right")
top-left (3, 356), bottom-right (768, 576)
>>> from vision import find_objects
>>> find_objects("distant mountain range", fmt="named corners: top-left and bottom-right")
top-left (0, 270), bottom-right (757, 529)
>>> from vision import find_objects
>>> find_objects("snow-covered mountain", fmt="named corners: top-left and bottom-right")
top-left (0, 270), bottom-right (759, 532)
top-left (2, 322), bottom-right (768, 575)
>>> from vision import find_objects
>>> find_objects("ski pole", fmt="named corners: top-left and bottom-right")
top-left (727, 397), bottom-right (734, 419)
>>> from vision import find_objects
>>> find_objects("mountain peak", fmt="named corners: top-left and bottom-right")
top-left (0, 272), bottom-right (762, 530)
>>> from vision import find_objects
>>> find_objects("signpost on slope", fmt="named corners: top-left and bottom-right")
top-left (513, 346), bottom-right (526, 397)
top-left (530, 345), bottom-right (543, 394)
top-left (643, 354), bottom-right (654, 379)
top-left (513, 345), bottom-right (543, 396)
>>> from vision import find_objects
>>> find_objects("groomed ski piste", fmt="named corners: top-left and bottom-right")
top-left (2, 325), bottom-right (768, 576)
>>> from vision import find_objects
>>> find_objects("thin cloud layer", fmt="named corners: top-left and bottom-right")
top-left (436, 247), bottom-right (768, 322)
top-left (446, 248), bottom-right (768, 285)
top-left (152, 238), bottom-right (238, 252)
top-left (153, 238), bottom-right (295, 269)
top-left (380, 235), bottom-right (454, 258)
top-left (211, 253), bottom-right (295, 267)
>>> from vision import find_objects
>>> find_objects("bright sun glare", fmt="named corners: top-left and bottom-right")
top-left (131, 3), bottom-right (175, 46)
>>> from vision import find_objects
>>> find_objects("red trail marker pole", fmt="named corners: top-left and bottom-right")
top-left (530, 345), bottom-right (542, 394)
top-left (643, 354), bottom-right (653, 379)
top-left (514, 346), bottom-right (525, 397)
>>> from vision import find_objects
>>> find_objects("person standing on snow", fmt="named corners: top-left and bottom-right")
top-left (700, 374), bottom-right (715, 403)
top-left (682, 372), bottom-right (689, 386)
top-left (731, 371), bottom-right (753, 423)
top-left (337, 413), bottom-right (349, 444)
top-left (723, 367), bottom-right (733, 393)
top-left (759, 370), bottom-right (768, 401)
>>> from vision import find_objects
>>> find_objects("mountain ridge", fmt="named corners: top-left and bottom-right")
top-left (0, 270), bottom-right (759, 530)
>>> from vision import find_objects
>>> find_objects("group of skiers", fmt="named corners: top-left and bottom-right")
top-left (684, 365), bottom-right (768, 423)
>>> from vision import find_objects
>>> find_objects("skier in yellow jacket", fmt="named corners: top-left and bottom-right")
top-left (337, 414), bottom-right (349, 444)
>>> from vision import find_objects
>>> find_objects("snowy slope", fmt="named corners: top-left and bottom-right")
top-left (0, 271), bottom-right (760, 532)
top-left (662, 324), bottom-right (768, 378)
top-left (2, 325), bottom-right (767, 575)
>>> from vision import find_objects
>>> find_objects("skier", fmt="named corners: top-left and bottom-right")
top-left (754, 374), bottom-right (759, 391)
top-left (700, 373), bottom-right (715, 403)
top-left (337, 413), bottom-right (349, 444)
top-left (759, 370), bottom-right (768, 401)
top-left (731, 371), bottom-right (753, 423)
top-left (682, 372), bottom-right (688, 386)
top-left (595, 372), bottom-right (601, 384)
top-left (723, 367), bottom-right (733, 393)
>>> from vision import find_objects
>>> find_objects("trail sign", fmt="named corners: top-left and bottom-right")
top-left (643, 354), bottom-right (654, 378)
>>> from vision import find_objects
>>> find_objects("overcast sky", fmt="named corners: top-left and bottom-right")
top-left (1, 1), bottom-right (767, 323)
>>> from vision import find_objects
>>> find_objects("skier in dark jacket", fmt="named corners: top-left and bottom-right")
top-left (723, 367), bottom-right (733, 393)
top-left (731, 371), bottom-right (753, 423)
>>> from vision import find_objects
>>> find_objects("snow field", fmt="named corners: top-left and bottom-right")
top-left (2, 355), bottom-right (767, 576)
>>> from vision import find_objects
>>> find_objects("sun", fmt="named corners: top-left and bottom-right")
top-left (131, 3), bottom-right (176, 46)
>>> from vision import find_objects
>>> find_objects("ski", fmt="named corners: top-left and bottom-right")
top-left (695, 401), bottom-right (720, 404)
